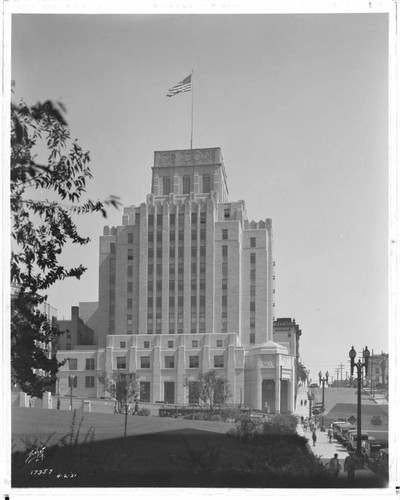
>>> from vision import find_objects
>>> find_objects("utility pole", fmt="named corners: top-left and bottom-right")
top-left (339, 363), bottom-right (345, 387)
top-left (336, 368), bottom-right (340, 388)
top-left (371, 349), bottom-right (374, 397)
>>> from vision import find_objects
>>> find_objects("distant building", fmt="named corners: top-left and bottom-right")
top-left (57, 147), bottom-right (296, 412)
top-left (273, 318), bottom-right (302, 399)
top-left (57, 306), bottom-right (95, 351)
top-left (368, 352), bottom-right (388, 388)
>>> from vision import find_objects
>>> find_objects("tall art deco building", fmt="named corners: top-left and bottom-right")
top-left (57, 147), bottom-right (296, 412)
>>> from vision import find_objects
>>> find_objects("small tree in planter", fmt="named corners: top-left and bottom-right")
top-left (98, 371), bottom-right (139, 460)
top-left (186, 370), bottom-right (231, 419)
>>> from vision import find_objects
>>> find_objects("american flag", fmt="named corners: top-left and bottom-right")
top-left (166, 74), bottom-right (192, 97)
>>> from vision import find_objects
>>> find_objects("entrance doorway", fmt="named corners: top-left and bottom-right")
top-left (262, 379), bottom-right (275, 413)
top-left (280, 380), bottom-right (289, 413)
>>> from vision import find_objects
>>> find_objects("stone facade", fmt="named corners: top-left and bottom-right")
top-left (57, 147), bottom-right (296, 411)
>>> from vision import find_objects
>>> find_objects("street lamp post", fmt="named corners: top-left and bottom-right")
top-left (307, 391), bottom-right (314, 420)
top-left (318, 370), bottom-right (329, 432)
top-left (349, 345), bottom-right (370, 458)
top-left (68, 374), bottom-right (75, 411)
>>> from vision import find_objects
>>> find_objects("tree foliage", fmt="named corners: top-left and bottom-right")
top-left (98, 371), bottom-right (140, 412)
top-left (297, 361), bottom-right (308, 383)
top-left (11, 94), bottom-right (120, 397)
top-left (186, 369), bottom-right (231, 416)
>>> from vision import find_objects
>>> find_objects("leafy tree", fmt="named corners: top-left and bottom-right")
top-left (186, 369), bottom-right (231, 418)
top-left (98, 371), bottom-right (140, 459)
top-left (98, 371), bottom-right (140, 412)
top-left (11, 94), bottom-right (120, 397)
top-left (297, 361), bottom-right (308, 384)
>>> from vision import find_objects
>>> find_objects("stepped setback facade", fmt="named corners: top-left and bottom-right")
top-left (57, 147), bottom-right (296, 412)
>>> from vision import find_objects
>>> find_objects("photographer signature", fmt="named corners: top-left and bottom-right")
top-left (25, 446), bottom-right (46, 464)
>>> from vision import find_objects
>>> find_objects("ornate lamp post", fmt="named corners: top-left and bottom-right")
top-left (307, 390), bottom-right (314, 420)
top-left (318, 370), bottom-right (329, 431)
top-left (349, 345), bottom-right (370, 457)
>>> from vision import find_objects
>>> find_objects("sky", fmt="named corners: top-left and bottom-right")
top-left (10, 8), bottom-right (390, 382)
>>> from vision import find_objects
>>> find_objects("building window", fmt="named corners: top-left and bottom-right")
top-left (170, 213), bottom-right (176, 226)
top-left (222, 229), bottom-right (228, 240)
top-left (110, 243), bottom-right (116, 253)
top-left (214, 355), bottom-right (224, 368)
top-left (66, 343), bottom-right (71, 350)
top-left (85, 376), bottom-right (95, 388)
top-left (140, 381), bottom-right (151, 402)
top-left (168, 341), bottom-right (174, 348)
top-left (183, 176), bottom-right (191, 194)
top-left (120, 342), bottom-right (126, 349)
top-left (163, 177), bottom-right (171, 195)
top-left (250, 253), bottom-right (256, 264)
top-left (192, 340), bottom-right (199, 348)
top-left (85, 359), bottom-right (95, 370)
top-left (189, 355), bottom-right (199, 368)
top-left (250, 332), bottom-right (256, 344)
top-left (117, 357), bottom-right (126, 369)
top-left (165, 356), bottom-right (175, 369)
top-left (128, 249), bottom-right (133, 260)
top-left (202, 175), bottom-right (211, 193)
top-left (141, 356), bottom-right (150, 369)
top-left (148, 214), bottom-right (154, 226)
top-left (222, 245), bottom-right (228, 257)
top-left (250, 269), bottom-right (256, 280)
top-left (144, 341), bottom-right (150, 348)
top-left (127, 282), bottom-right (133, 293)
top-left (216, 340), bottom-right (223, 348)
top-left (250, 301), bottom-right (256, 312)
top-left (164, 381), bottom-right (175, 404)
top-left (222, 296), bottom-right (227, 306)
top-left (250, 237), bottom-right (256, 248)
top-left (68, 359), bottom-right (78, 370)
top-left (127, 298), bottom-right (133, 309)
top-left (66, 330), bottom-right (71, 339)
top-left (128, 232), bottom-right (133, 243)
top-left (224, 208), bottom-right (230, 219)
top-left (68, 375), bottom-right (77, 388)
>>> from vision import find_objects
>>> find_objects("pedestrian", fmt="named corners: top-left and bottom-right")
top-left (312, 430), bottom-right (317, 447)
top-left (300, 415), bottom-right (304, 424)
top-left (304, 399), bottom-right (307, 406)
top-left (57, 397), bottom-right (61, 410)
top-left (328, 428), bottom-right (333, 443)
top-left (300, 400), bottom-right (303, 406)
top-left (328, 453), bottom-right (341, 479)
top-left (303, 422), bottom-right (307, 432)
top-left (132, 400), bottom-right (139, 415)
top-left (344, 451), bottom-right (357, 481)
top-left (113, 402), bottom-right (118, 414)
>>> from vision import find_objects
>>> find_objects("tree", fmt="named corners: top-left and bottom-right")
top-left (11, 94), bottom-right (120, 397)
top-left (99, 371), bottom-right (140, 460)
top-left (98, 371), bottom-right (140, 412)
top-left (297, 362), bottom-right (308, 384)
top-left (186, 369), bottom-right (232, 418)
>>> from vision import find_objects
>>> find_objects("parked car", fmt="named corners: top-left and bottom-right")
top-left (347, 430), bottom-right (369, 451)
top-left (364, 439), bottom-right (389, 464)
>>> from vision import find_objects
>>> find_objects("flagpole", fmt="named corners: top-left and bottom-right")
top-left (190, 69), bottom-right (194, 149)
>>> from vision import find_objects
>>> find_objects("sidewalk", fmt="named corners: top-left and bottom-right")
top-left (295, 387), bottom-right (377, 482)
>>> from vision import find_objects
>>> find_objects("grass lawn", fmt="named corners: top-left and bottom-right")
top-left (11, 408), bottom-right (387, 488)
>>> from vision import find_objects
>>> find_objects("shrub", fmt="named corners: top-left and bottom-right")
top-left (138, 408), bottom-right (150, 416)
